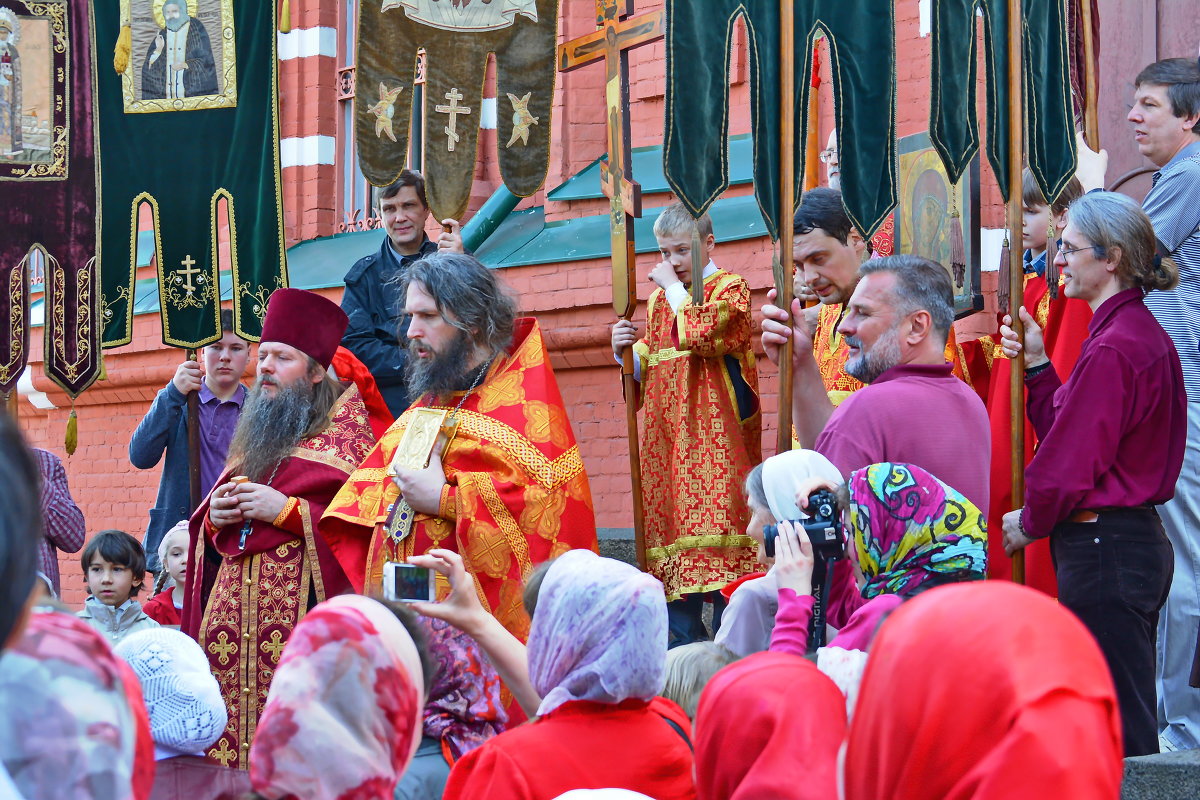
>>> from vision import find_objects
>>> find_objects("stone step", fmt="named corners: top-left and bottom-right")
top-left (1122, 749), bottom-right (1200, 800)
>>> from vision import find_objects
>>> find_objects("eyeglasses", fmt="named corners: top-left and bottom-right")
top-left (819, 148), bottom-right (838, 164)
top-left (1055, 239), bottom-right (1106, 259)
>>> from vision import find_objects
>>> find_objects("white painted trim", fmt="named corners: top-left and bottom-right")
top-left (277, 26), bottom-right (338, 61)
top-left (480, 96), bottom-right (496, 130)
top-left (18, 366), bottom-right (56, 410)
top-left (280, 135), bottom-right (337, 168)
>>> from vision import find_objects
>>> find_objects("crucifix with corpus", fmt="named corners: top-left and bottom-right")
top-left (558, 0), bottom-right (663, 570)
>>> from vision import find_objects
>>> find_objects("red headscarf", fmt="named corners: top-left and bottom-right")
top-left (693, 651), bottom-right (846, 800)
top-left (844, 582), bottom-right (1123, 800)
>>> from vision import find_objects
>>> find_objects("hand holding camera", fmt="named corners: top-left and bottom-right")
top-left (771, 521), bottom-right (816, 597)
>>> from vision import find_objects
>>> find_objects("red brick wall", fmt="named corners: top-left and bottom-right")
top-left (20, 1), bottom-right (1016, 605)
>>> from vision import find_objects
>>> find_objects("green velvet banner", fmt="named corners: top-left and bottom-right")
top-left (663, 0), bottom-right (897, 240)
top-left (930, 0), bottom-right (1075, 204)
top-left (95, 0), bottom-right (287, 349)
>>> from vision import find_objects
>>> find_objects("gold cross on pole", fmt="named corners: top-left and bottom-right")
top-left (177, 254), bottom-right (201, 295)
top-left (434, 87), bottom-right (472, 152)
top-left (558, 0), bottom-right (664, 572)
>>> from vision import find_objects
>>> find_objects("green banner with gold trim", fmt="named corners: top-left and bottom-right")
top-left (95, 0), bottom-right (286, 348)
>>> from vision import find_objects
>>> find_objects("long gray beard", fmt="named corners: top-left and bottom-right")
top-left (844, 326), bottom-right (903, 385)
top-left (226, 378), bottom-right (316, 483)
top-left (404, 330), bottom-right (479, 401)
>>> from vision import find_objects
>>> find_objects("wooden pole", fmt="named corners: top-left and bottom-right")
top-left (1007, 0), bottom-right (1026, 584)
top-left (185, 348), bottom-right (202, 509)
top-left (775, 0), bottom-right (796, 455)
top-left (1079, 0), bottom-right (1100, 151)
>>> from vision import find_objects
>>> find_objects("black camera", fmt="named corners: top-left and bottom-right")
top-left (762, 489), bottom-right (843, 559)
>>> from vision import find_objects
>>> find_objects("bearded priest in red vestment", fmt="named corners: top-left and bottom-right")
top-left (324, 254), bottom-right (597, 656)
top-left (181, 289), bottom-right (376, 769)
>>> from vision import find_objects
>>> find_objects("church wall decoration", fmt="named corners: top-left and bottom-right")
top-left (96, 0), bottom-right (286, 349)
top-left (355, 0), bottom-right (560, 221)
top-left (1, 0), bottom-right (102, 400)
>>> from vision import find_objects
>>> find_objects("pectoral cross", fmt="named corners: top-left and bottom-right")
top-left (558, 0), bottom-right (664, 572)
top-left (434, 88), bottom-right (472, 152)
top-left (177, 254), bottom-right (201, 296)
top-left (558, 0), bottom-right (663, 318)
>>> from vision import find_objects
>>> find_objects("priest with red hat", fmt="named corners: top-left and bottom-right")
top-left (180, 289), bottom-right (377, 770)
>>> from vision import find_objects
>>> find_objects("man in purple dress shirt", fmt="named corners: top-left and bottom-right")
top-left (129, 309), bottom-right (249, 573)
top-left (999, 192), bottom-right (1186, 756)
top-left (787, 255), bottom-right (991, 513)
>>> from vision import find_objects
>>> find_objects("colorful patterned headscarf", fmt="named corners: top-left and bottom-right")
top-left (418, 616), bottom-right (506, 760)
top-left (0, 608), bottom-right (153, 800)
top-left (249, 595), bottom-right (424, 800)
top-left (848, 463), bottom-right (987, 599)
top-left (528, 549), bottom-right (668, 717)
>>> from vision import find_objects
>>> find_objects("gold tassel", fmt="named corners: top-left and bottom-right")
top-left (948, 193), bottom-right (966, 289)
top-left (97, 350), bottom-right (107, 382)
top-left (113, 25), bottom-right (132, 74)
top-left (998, 233), bottom-right (1011, 317)
top-left (65, 406), bottom-right (78, 456)
top-left (1044, 218), bottom-right (1060, 300)
top-left (279, 0), bottom-right (292, 33)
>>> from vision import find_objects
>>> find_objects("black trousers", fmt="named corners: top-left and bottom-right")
top-left (1051, 508), bottom-right (1174, 757)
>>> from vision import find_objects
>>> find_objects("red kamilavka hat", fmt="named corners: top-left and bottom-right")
top-left (260, 288), bottom-right (348, 369)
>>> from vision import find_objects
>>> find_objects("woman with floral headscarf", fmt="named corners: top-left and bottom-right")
top-left (768, 461), bottom-right (988, 659)
top-left (247, 594), bottom-right (427, 800)
top-left (441, 549), bottom-right (695, 800)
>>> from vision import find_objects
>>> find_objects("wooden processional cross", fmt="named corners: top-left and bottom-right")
top-left (558, 0), bottom-right (664, 570)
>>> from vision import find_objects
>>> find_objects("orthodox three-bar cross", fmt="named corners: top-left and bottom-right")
top-left (558, 0), bottom-right (664, 570)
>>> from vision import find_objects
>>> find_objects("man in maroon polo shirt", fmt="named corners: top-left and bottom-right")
top-left (767, 255), bottom-right (991, 513)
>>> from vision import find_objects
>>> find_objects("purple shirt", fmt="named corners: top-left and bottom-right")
top-left (33, 448), bottom-right (86, 595)
top-left (1020, 288), bottom-right (1187, 538)
top-left (197, 382), bottom-right (246, 494)
top-left (814, 362), bottom-right (991, 514)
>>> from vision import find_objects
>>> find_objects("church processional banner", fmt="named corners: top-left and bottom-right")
top-left (96, 0), bottom-right (287, 349)
top-left (0, 0), bottom-right (101, 398)
top-left (663, 0), bottom-right (897, 242)
top-left (355, 0), bottom-right (559, 221)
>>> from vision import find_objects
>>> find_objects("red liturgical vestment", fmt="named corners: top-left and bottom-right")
top-left (632, 270), bottom-right (761, 601)
top-left (181, 386), bottom-right (376, 769)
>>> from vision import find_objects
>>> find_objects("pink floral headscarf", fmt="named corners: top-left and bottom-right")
top-left (249, 595), bottom-right (425, 800)
top-left (528, 549), bottom-right (668, 717)
top-left (0, 608), bottom-right (153, 800)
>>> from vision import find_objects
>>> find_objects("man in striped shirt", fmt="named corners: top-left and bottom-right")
top-left (1130, 57), bottom-right (1200, 751)
top-left (32, 448), bottom-right (86, 597)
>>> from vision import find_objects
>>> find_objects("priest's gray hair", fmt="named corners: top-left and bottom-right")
top-left (858, 255), bottom-right (955, 344)
top-left (400, 253), bottom-right (517, 356)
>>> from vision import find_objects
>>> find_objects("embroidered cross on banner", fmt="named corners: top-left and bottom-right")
top-left (434, 87), bottom-right (472, 152)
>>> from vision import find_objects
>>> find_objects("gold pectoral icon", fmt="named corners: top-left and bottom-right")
top-left (383, 408), bottom-right (458, 543)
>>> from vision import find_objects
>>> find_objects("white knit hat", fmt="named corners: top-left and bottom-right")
top-left (114, 629), bottom-right (227, 758)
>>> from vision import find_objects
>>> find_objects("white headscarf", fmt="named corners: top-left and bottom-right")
top-left (761, 449), bottom-right (843, 522)
top-left (114, 628), bottom-right (227, 759)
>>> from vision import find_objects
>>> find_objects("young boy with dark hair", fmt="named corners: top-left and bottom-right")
top-left (76, 530), bottom-right (159, 645)
top-left (611, 202), bottom-right (761, 646)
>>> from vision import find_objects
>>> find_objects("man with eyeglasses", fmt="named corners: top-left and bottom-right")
top-left (1129, 57), bottom-right (1200, 752)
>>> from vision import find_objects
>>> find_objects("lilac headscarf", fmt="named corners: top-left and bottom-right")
top-left (527, 550), bottom-right (668, 717)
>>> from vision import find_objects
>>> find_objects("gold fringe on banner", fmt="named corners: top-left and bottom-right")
top-left (948, 194), bottom-right (966, 290)
top-left (279, 0), bottom-right (291, 33)
top-left (1045, 219), bottom-right (1060, 299)
top-left (65, 405), bottom-right (78, 456)
top-left (113, 25), bottom-right (132, 74)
